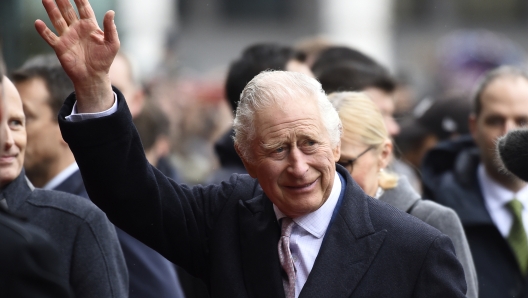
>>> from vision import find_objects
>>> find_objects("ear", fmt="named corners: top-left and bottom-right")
top-left (332, 140), bottom-right (341, 162)
top-left (129, 89), bottom-right (146, 118)
top-left (469, 113), bottom-right (478, 141)
top-left (234, 143), bottom-right (258, 178)
top-left (378, 139), bottom-right (393, 169)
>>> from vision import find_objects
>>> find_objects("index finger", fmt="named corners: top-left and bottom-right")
top-left (73, 0), bottom-right (96, 20)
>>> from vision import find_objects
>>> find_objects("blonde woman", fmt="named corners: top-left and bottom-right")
top-left (329, 92), bottom-right (478, 298)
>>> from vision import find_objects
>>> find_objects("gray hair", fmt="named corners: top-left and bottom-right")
top-left (471, 65), bottom-right (528, 116)
top-left (233, 70), bottom-right (342, 163)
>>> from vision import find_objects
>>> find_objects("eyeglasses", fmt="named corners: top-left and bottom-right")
top-left (337, 146), bottom-right (375, 170)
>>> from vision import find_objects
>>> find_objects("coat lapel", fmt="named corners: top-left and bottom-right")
top-left (300, 170), bottom-right (387, 298)
top-left (2, 170), bottom-right (33, 212)
top-left (238, 194), bottom-right (285, 298)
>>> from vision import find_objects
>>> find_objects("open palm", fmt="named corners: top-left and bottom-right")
top-left (36, 0), bottom-right (119, 112)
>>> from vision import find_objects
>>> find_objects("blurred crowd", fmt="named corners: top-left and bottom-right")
top-left (2, 3), bottom-right (528, 296)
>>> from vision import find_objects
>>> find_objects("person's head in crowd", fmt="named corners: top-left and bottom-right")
top-left (469, 66), bottom-right (528, 187)
top-left (435, 29), bottom-right (527, 96)
top-left (0, 51), bottom-right (5, 151)
top-left (225, 43), bottom-right (311, 115)
top-left (233, 71), bottom-right (341, 218)
top-left (133, 102), bottom-right (171, 166)
top-left (293, 36), bottom-right (333, 67)
top-left (11, 54), bottom-right (74, 187)
top-left (396, 94), bottom-right (471, 170)
top-left (329, 92), bottom-right (398, 196)
top-left (0, 76), bottom-right (26, 188)
top-left (109, 52), bottom-right (145, 118)
top-left (312, 46), bottom-right (400, 136)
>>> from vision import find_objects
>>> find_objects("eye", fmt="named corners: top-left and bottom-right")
top-left (275, 146), bottom-right (284, 153)
top-left (517, 118), bottom-right (528, 127)
top-left (8, 119), bottom-right (24, 129)
top-left (485, 116), bottom-right (504, 127)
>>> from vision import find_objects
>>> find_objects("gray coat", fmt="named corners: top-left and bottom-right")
top-left (2, 171), bottom-right (128, 298)
top-left (379, 176), bottom-right (478, 298)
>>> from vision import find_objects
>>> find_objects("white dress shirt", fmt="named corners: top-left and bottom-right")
top-left (65, 93), bottom-right (118, 121)
top-left (42, 162), bottom-right (79, 190)
top-left (478, 164), bottom-right (528, 238)
top-left (68, 94), bottom-right (345, 297)
top-left (273, 173), bottom-right (342, 298)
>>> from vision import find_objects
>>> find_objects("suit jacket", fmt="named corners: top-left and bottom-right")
top-left (55, 168), bottom-right (186, 298)
top-left (0, 206), bottom-right (71, 298)
top-left (2, 170), bottom-right (128, 298)
top-left (422, 136), bottom-right (528, 298)
top-left (379, 176), bottom-right (478, 298)
top-left (59, 88), bottom-right (467, 297)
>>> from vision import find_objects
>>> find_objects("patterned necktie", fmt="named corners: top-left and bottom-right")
top-left (278, 217), bottom-right (296, 298)
top-left (506, 199), bottom-right (528, 275)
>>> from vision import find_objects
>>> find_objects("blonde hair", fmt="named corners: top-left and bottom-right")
top-left (329, 91), bottom-right (399, 190)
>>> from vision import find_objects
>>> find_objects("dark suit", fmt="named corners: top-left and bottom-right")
top-left (54, 168), bottom-right (186, 298)
top-left (59, 88), bottom-right (467, 297)
top-left (2, 171), bottom-right (128, 298)
top-left (0, 205), bottom-right (71, 297)
top-left (422, 136), bottom-right (528, 298)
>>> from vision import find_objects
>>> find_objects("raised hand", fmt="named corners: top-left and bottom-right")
top-left (35, 0), bottom-right (119, 113)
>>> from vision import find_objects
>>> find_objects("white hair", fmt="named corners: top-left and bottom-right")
top-left (233, 70), bottom-right (342, 163)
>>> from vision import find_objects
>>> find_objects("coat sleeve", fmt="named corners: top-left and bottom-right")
top-left (69, 208), bottom-right (128, 298)
top-left (412, 201), bottom-right (478, 298)
top-left (412, 234), bottom-right (467, 298)
top-left (58, 87), bottom-right (236, 279)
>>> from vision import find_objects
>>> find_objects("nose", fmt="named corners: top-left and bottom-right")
top-left (3, 124), bottom-right (13, 149)
top-left (504, 119), bottom-right (517, 134)
top-left (287, 146), bottom-right (309, 178)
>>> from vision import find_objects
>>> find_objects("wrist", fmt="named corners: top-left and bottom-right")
top-left (73, 75), bottom-right (114, 113)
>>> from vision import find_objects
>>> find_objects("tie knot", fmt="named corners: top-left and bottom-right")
top-left (281, 217), bottom-right (295, 237)
top-left (507, 199), bottom-right (524, 217)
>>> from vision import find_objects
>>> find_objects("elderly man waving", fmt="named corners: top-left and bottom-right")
top-left (36, 0), bottom-right (467, 297)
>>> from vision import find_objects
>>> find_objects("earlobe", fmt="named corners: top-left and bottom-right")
top-left (379, 140), bottom-right (393, 169)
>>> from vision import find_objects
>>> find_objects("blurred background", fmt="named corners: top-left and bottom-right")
top-left (2, 0), bottom-right (528, 184)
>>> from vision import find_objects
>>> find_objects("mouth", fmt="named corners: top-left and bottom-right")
top-left (0, 155), bottom-right (17, 165)
top-left (284, 178), bottom-right (318, 193)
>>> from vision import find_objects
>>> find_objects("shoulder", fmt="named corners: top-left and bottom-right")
top-left (367, 198), bottom-right (445, 249)
top-left (27, 189), bottom-right (107, 222)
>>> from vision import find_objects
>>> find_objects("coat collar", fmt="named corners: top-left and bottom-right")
top-left (237, 166), bottom-right (386, 297)
top-left (1, 169), bottom-right (34, 212)
top-left (378, 176), bottom-right (420, 213)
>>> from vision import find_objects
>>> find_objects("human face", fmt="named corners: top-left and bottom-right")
top-left (339, 138), bottom-right (390, 197)
top-left (109, 54), bottom-right (144, 118)
top-left (15, 77), bottom-right (61, 179)
top-left (363, 87), bottom-right (400, 136)
top-left (0, 78), bottom-right (26, 187)
top-left (470, 76), bottom-right (528, 176)
top-left (240, 96), bottom-right (340, 218)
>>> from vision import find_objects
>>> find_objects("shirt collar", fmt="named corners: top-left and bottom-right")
top-left (478, 163), bottom-right (528, 210)
top-left (273, 171), bottom-right (342, 239)
top-left (42, 162), bottom-right (79, 190)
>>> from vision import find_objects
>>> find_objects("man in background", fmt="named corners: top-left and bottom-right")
top-left (422, 66), bottom-right (528, 298)
top-left (12, 54), bottom-right (186, 298)
top-left (0, 50), bottom-right (71, 298)
top-left (2, 72), bottom-right (127, 298)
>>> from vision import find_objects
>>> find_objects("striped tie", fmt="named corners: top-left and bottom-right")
top-left (506, 199), bottom-right (528, 275)
top-left (278, 217), bottom-right (296, 298)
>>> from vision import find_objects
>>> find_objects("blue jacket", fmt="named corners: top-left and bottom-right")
top-left (422, 135), bottom-right (528, 298)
